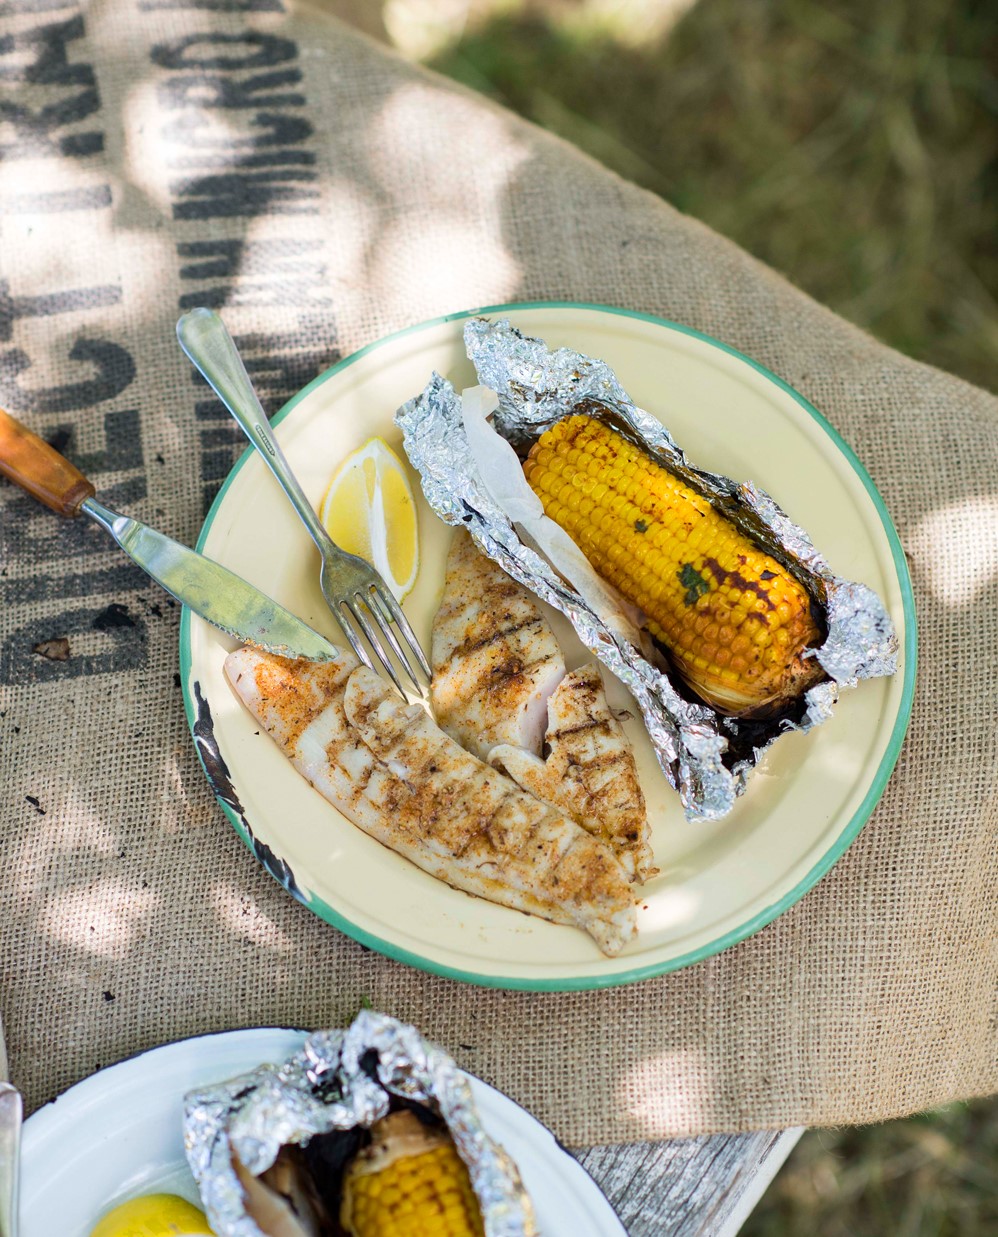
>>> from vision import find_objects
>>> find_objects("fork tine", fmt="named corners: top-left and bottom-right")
top-left (364, 585), bottom-right (425, 695)
top-left (371, 582), bottom-right (432, 680)
top-left (349, 597), bottom-right (408, 699)
top-left (335, 603), bottom-right (375, 673)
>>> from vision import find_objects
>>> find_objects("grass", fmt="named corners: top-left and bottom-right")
top-left (747, 1100), bottom-right (998, 1236)
top-left (425, 0), bottom-right (997, 391)
top-left (323, 1), bottom-right (998, 1230)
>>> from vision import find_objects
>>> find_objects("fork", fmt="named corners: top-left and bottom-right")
top-left (176, 309), bottom-right (430, 698)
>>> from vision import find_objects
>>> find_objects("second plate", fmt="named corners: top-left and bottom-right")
top-left (20, 1027), bottom-right (625, 1235)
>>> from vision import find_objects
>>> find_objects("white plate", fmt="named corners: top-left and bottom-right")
top-left (180, 302), bottom-right (916, 990)
top-left (20, 1027), bottom-right (625, 1236)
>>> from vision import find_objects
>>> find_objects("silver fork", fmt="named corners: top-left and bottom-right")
top-left (177, 309), bottom-right (430, 697)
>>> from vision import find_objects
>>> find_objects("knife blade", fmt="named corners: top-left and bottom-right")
top-left (0, 406), bottom-right (339, 662)
top-left (0, 1012), bottom-right (22, 1237)
top-left (81, 496), bottom-right (339, 661)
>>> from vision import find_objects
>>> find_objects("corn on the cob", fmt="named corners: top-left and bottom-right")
top-left (522, 412), bottom-right (823, 715)
top-left (340, 1110), bottom-right (485, 1237)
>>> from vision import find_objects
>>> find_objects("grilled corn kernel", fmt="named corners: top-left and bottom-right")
top-left (341, 1110), bottom-right (485, 1237)
top-left (523, 412), bottom-right (823, 714)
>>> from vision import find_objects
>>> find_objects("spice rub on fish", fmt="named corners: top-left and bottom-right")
top-left (431, 529), bottom-right (565, 761)
top-left (225, 646), bottom-right (637, 956)
top-left (490, 663), bottom-right (656, 884)
top-left (431, 532), bottom-right (654, 883)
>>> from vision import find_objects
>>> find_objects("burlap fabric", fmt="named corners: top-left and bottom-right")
top-left (0, 1), bottom-right (994, 1146)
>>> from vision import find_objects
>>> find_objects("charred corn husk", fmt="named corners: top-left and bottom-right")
top-left (341, 1110), bottom-right (485, 1237)
top-left (523, 413), bottom-right (824, 715)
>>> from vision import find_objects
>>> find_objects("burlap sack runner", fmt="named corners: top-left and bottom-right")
top-left (0, 1), bottom-right (994, 1144)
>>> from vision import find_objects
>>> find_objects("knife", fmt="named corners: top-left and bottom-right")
top-left (0, 1011), bottom-right (21, 1237)
top-left (0, 407), bottom-right (339, 662)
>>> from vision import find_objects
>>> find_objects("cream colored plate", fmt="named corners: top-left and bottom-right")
top-left (180, 303), bottom-right (915, 990)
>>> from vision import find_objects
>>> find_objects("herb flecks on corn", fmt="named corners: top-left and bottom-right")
top-left (340, 1109), bottom-right (485, 1237)
top-left (523, 413), bottom-right (823, 715)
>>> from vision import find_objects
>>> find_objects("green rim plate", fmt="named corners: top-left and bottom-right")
top-left (180, 301), bottom-right (916, 991)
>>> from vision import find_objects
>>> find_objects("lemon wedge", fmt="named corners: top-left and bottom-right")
top-left (319, 437), bottom-right (419, 600)
top-left (89, 1192), bottom-right (214, 1237)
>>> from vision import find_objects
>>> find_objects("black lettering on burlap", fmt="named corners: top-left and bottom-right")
top-left (0, 16), bottom-right (91, 85)
top-left (171, 168), bottom-right (318, 219)
top-left (1, 406), bottom-right (143, 479)
top-left (178, 238), bottom-right (241, 280)
top-left (0, 281), bottom-right (121, 341)
top-left (159, 69), bottom-right (304, 110)
top-left (0, 562), bottom-right (146, 604)
top-left (177, 235), bottom-right (327, 308)
top-left (190, 334), bottom-right (329, 422)
top-left (168, 148), bottom-right (314, 171)
top-left (0, 5), bottom-right (153, 680)
top-left (200, 443), bottom-right (239, 482)
top-left (148, 20), bottom-right (340, 510)
top-left (0, 338), bottom-right (135, 411)
top-left (0, 86), bottom-right (100, 149)
top-left (187, 329), bottom-right (334, 511)
top-left (219, 331), bottom-right (329, 405)
top-left (152, 30), bottom-right (313, 221)
top-left (0, 605), bottom-right (147, 684)
top-left (1, 491), bottom-right (95, 564)
top-left (178, 237), bottom-right (321, 280)
top-left (1, 475), bottom-right (146, 560)
top-left (0, 408), bottom-right (144, 570)
top-left (72, 408), bottom-right (144, 474)
top-left (150, 31), bottom-right (297, 71)
top-left (161, 110), bottom-right (310, 152)
top-left (0, 15), bottom-right (104, 159)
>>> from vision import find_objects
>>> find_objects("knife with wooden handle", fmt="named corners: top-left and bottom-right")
top-left (0, 406), bottom-right (340, 662)
top-left (0, 1012), bottom-right (21, 1237)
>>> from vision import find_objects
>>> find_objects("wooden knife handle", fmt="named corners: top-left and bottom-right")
top-left (0, 406), bottom-right (96, 516)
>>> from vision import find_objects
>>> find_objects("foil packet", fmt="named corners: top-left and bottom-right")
top-left (184, 1010), bottom-right (538, 1236)
top-left (395, 317), bottom-right (898, 822)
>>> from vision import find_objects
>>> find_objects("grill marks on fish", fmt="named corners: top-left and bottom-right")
top-left (431, 533), bottom-right (655, 885)
top-left (225, 647), bottom-right (637, 956)
top-left (490, 664), bottom-right (656, 883)
top-left (431, 530), bottom-right (566, 760)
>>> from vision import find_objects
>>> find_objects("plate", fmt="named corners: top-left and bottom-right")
top-left (20, 1027), bottom-right (626, 1236)
top-left (180, 302), bottom-right (916, 990)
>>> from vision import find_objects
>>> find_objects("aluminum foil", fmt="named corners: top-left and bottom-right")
top-left (184, 1010), bottom-right (538, 1236)
top-left (395, 317), bottom-right (898, 822)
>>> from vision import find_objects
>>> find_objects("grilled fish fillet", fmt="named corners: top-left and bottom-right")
top-left (431, 534), bottom-right (654, 882)
top-left (225, 647), bottom-right (637, 956)
top-left (431, 530), bottom-right (565, 760)
top-left (490, 663), bottom-right (657, 883)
